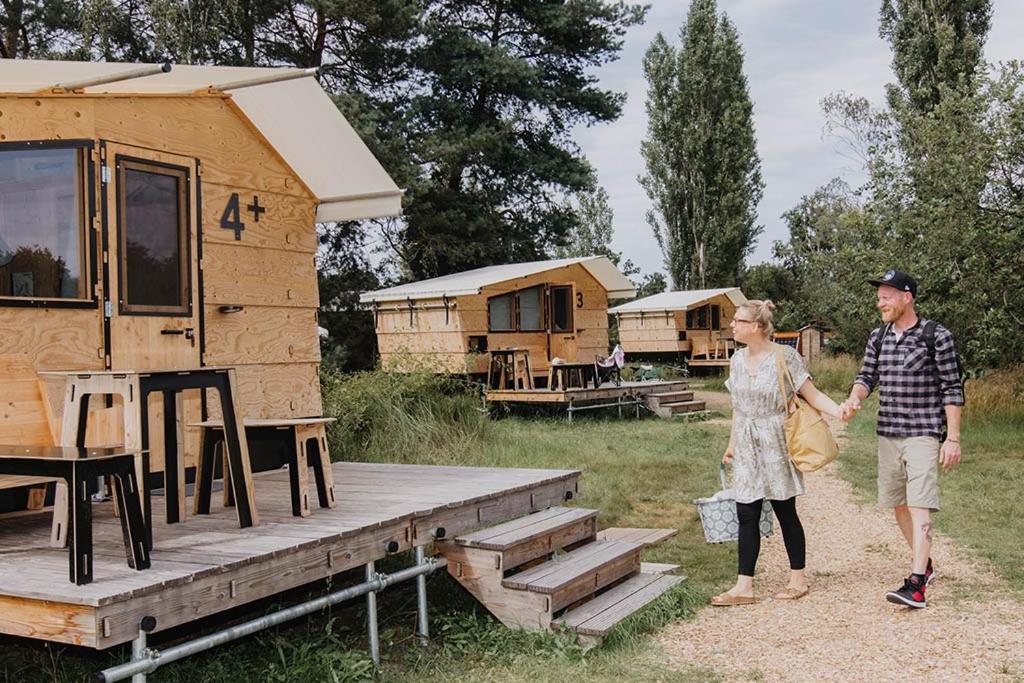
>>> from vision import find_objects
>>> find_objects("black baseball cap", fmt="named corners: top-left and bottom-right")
top-left (867, 269), bottom-right (917, 297)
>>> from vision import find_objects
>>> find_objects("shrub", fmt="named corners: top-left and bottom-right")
top-left (320, 369), bottom-right (490, 464)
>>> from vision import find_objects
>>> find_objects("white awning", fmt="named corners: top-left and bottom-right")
top-left (360, 256), bottom-right (637, 304)
top-left (609, 287), bottom-right (748, 314)
top-left (0, 59), bottom-right (403, 222)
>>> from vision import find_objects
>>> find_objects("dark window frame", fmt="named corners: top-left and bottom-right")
top-left (0, 139), bottom-right (97, 309)
top-left (548, 285), bottom-right (574, 333)
top-left (115, 155), bottom-right (192, 317)
top-left (487, 292), bottom-right (515, 332)
top-left (686, 303), bottom-right (722, 330)
top-left (516, 285), bottom-right (544, 332)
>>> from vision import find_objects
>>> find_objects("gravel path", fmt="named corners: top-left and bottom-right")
top-left (655, 420), bottom-right (1024, 682)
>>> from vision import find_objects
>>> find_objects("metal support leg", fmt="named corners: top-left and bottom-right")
top-left (415, 546), bottom-right (429, 646)
top-left (365, 561), bottom-right (380, 666)
top-left (567, 399), bottom-right (574, 423)
top-left (131, 628), bottom-right (147, 683)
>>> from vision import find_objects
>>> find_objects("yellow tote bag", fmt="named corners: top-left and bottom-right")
top-left (774, 348), bottom-right (839, 473)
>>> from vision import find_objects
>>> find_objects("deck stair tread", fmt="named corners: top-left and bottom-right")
top-left (452, 507), bottom-right (598, 550)
top-left (640, 562), bottom-right (682, 575)
top-left (501, 540), bottom-right (640, 593)
top-left (662, 400), bottom-right (706, 413)
top-left (555, 572), bottom-right (686, 637)
top-left (596, 527), bottom-right (677, 548)
top-left (648, 391), bottom-right (694, 401)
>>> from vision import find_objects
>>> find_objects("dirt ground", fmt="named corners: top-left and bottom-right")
top-left (654, 419), bottom-right (1024, 682)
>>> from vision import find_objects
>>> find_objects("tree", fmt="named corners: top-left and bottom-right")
top-left (879, 0), bottom-right (991, 114)
top-left (399, 0), bottom-right (646, 279)
top-left (555, 185), bottom-right (630, 267)
top-left (639, 0), bottom-right (763, 290)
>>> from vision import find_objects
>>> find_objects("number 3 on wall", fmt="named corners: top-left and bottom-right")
top-left (576, 292), bottom-right (584, 308)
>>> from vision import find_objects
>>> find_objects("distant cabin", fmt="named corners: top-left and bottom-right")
top-left (360, 257), bottom-right (636, 377)
top-left (610, 288), bottom-right (748, 365)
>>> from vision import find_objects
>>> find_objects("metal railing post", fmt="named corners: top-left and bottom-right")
top-left (365, 561), bottom-right (380, 665)
top-left (415, 546), bottom-right (430, 646)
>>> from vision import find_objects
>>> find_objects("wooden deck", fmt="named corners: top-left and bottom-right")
top-left (0, 462), bottom-right (579, 649)
top-left (485, 380), bottom-right (691, 404)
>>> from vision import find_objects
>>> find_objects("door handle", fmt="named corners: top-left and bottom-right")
top-left (160, 329), bottom-right (185, 335)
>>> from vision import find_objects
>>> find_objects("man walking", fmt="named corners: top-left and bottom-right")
top-left (843, 270), bottom-right (964, 608)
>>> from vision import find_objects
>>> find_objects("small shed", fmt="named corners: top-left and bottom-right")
top-left (0, 59), bottom-right (401, 481)
top-left (774, 325), bottom-right (826, 364)
top-left (360, 257), bottom-right (636, 377)
top-left (609, 288), bottom-right (748, 362)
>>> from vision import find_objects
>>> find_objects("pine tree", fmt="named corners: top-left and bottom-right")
top-left (639, 0), bottom-right (762, 290)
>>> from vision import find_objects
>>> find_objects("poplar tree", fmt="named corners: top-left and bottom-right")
top-left (639, 0), bottom-right (762, 290)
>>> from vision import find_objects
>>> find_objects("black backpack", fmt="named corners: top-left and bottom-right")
top-left (872, 320), bottom-right (966, 398)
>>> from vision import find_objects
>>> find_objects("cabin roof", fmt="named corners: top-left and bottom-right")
top-left (360, 257), bottom-right (636, 304)
top-left (608, 287), bottom-right (747, 314)
top-left (0, 59), bottom-right (402, 223)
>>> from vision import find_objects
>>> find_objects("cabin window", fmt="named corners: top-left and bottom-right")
top-left (468, 335), bottom-right (488, 353)
top-left (686, 304), bottom-right (721, 330)
top-left (488, 293), bottom-right (514, 331)
top-left (0, 145), bottom-right (88, 301)
top-left (549, 285), bottom-right (574, 332)
top-left (517, 286), bottom-right (543, 331)
top-left (117, 158), bottom-right (190, 315)
top-left (711, 304), bottom-right (721, 330)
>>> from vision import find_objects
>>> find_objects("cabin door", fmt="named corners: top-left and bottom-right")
top-left (546, 284), bottom-right (578, 362)
top-left (100, 142), bottom-right (200, 370)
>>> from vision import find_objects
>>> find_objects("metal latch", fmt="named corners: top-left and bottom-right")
top-left (104, 300), bottom-right (112, 318)
top-left (101, 165), bottom-right (112, 183)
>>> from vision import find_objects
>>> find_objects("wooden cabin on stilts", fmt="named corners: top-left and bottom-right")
top-left (610, 288), bottom-right (748, 368)
top-left (0, 60), bottom-right (687, 673)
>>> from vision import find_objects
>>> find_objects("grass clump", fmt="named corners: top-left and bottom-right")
top-left (321, 369), bottom-right (490, 464)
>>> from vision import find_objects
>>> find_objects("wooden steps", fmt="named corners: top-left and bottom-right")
top-left (453, 506), bottom-right (598, 570)
top-left (642, 385), bottom-right (707, 418)
top-left (437, 506), bottom-right (684, 642)
top-left (502, 540), bottom-right (640, 611)
top-left (555, 572), bottom-right (685, 640)
top-left (597, 527), bottom-right (677, 548)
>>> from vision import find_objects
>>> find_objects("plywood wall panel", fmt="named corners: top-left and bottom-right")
top-left (202, 243), bottom-right (318, 308)
top-left (0, 97), bottom-right (95, 141)
top-left (202, 182), bottom-right (317, 253)
top-left (204, 305), bottom-right (320, 365)
top-left (0, 309), bottom-right (102, 370)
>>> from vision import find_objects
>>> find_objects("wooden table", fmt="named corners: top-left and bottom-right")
top-left (0, 445), bottom-right (150, 585)
top-left (41, 367), bottom-right (259, 546)
top-left (547, 362), bottom-right (597, 391)
top-left (190, 417), bottom-right (337, 519)
top-left (487, 349), bottom-right (534, 390)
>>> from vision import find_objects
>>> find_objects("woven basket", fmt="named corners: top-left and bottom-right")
top-left (694, 465), bottom-right (774, 544)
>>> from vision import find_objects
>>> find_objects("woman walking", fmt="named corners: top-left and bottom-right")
top-left (713, 300), bottom-right (846, 606)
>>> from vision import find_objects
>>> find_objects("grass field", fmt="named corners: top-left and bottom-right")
top-left (1, 364), bottom-right (1020, 681)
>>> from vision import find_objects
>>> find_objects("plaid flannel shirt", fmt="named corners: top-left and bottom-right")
top-left (853, 318), bottom-right (964, 439)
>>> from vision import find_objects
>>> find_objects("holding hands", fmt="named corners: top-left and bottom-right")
top-left (839, 396), bottom-right (861, 423)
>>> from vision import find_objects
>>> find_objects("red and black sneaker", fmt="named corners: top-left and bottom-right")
top-left (886, 574), bottom-right (927, 608)
top-left (925, 558), bottom-right (935, 586)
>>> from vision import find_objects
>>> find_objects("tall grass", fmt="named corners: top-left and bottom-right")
top-left (965, 365), bottom-right (1024, 425)
top-left (321, 369), bottom-right (490, 464)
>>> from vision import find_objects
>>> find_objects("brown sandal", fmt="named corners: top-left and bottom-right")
top-left (711, 592), bottom-right (757, 606)
top-left (773, 586), bottom-right (809, 600)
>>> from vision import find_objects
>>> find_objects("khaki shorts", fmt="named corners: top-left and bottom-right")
top-left (878, 436), bottom-right (941, 511)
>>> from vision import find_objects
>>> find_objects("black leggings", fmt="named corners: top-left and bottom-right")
top-left (736, 497), bottom-right (805, 577)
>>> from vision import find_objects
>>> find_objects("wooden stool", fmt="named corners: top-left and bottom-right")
top-left (192, 417), bottom-right (336, 518)
top-left (487, 348), bottom-right (533, 390)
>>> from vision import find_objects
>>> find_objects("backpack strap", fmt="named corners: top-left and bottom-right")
top-left (871, 323), bottom-right (892, 361)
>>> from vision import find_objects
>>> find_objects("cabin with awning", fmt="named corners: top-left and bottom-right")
top-left (0, 58), bottom-right (402, 488)
top-left (610, 287), bottom-right (748, 365)
top-left (360, 257), bottom-right (636, 377)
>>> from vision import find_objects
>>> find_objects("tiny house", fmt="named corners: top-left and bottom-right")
top-left (610, 288), bottom-right (747, 364)
top-left (0, 59), bottom-right (401, 483)
top-left (360, 257), bottom-right (635, 377)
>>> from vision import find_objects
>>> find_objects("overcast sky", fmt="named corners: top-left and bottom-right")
top-left (575, 0), bottom-right (1024, 279)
